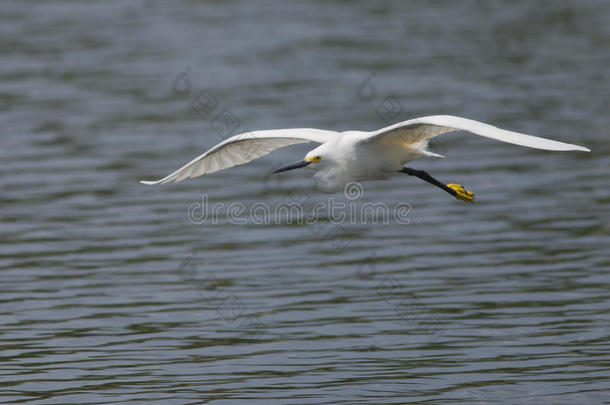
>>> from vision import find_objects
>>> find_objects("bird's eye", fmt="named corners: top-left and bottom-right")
top-left (313, 156), bottom-right (322, 163)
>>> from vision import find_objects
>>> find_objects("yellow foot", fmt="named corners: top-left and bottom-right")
top-left (447, 183), bottom-right (475, 203)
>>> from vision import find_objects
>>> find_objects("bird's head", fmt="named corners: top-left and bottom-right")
top-left (304, 153), bottom-right (323, 165)
top-left (272, 151), bottom-right (324, 174)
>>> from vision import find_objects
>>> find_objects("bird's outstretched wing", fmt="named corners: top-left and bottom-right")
top-left (140, 129), bottom-right (336, 185)
top-left (361, 115), bottom-right (590, 152)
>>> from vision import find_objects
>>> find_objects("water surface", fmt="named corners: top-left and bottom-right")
top-left (1, 0), bottom-right (609, 403)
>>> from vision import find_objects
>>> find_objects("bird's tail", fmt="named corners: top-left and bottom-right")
top-left (417, 140), bottom-right (445, 158)
top-left (423, 150), bottom-right (445, 158)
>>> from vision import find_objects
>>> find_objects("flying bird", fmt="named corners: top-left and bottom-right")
top-left (140, 115), bottom-right (590, 202)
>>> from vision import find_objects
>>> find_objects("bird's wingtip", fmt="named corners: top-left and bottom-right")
top-left (570, 145), bottom-right (591, 152)
top-left (424, 151), bottom-right (445, 158)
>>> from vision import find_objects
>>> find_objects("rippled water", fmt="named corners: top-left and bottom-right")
top-left (2, 0), bottom-right (609, 403)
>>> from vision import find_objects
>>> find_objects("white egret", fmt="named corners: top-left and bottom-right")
top-left (141, 115), bottom-right (590, 202)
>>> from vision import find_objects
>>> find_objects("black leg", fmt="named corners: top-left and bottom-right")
top-left (400, 167), bottom-right (474, 202)
top-left (400, 167), bottom-right (456, 196)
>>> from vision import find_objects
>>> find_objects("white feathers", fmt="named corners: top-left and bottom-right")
top-left (140, 129), bottom-right (336, 185)
top-left (140, 115), bottom-right (590, 187)
top-left (365, 115), bottom-right (591, 152)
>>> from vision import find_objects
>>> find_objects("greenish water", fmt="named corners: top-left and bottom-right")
top-left (1, 0), bottom-right (609, 403)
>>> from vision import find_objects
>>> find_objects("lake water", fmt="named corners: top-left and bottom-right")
top-left (1, 0), bottom-right (609, 403)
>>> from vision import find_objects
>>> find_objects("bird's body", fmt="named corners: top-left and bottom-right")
top-left (141, 115), bottom-right (590, 201)
top-left (305, 131), bottom-right (420, 192)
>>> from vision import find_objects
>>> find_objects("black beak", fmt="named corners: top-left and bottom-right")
top-left (272, 160), bottom-right (311, 174)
